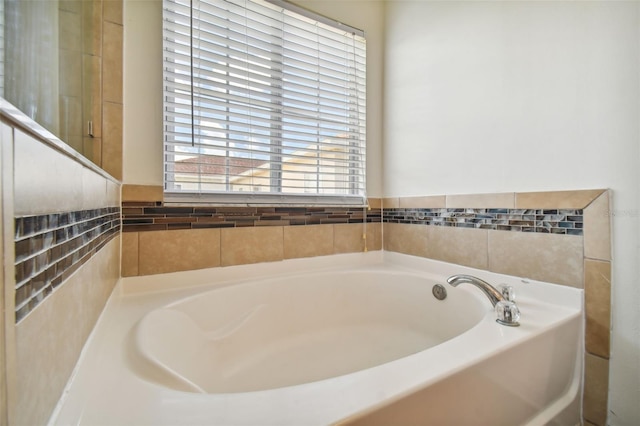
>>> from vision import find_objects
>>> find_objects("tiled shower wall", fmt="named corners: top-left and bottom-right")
top-left (1, 120), bottom-right (121, 425)
top-left (47, 0), bottom-right (123, 178)
top-left (383, 189), bottom-right (612, 426)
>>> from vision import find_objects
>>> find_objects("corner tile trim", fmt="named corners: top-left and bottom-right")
top-left (383, 208), bottom-right (583, 235)
top-left (14, 207), bottom-right (121, 322)
top-left (386, 190), bottom-right (605, 210)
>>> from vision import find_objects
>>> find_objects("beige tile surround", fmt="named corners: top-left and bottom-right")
top-left (120, 185), bottom-right (384, 277)
top-left (122, 184), bottom-right (164, 203)
top-left (14, 237), bottom-right (120, 426)
top-left (122, 222), bottom-right (382, 277)
top-left (488, 231), bottom-right (584, 287)
top-left (584, 353), bottom-right (610, 426)
top-left (119, 188), bottom-right (609, 424)
top-left (139, 228), bottom-right (221, 275)
top-left (383, 189), bottom-right (612, 426)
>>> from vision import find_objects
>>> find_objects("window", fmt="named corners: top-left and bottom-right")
top-left (162, 0), bottom-right (366, 205)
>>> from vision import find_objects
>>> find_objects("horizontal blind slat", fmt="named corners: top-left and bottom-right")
top-left (164, 86), bottom-right (365, 125)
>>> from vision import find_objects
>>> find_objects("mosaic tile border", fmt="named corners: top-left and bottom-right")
top-left (121, 203), bottom-right (382, 232)
top-left (121, 204), bottom-right (583, 235)
top-left (14, 207), bottom-right (121, 322)
top-left (383, 208), bottom-right (584, 235)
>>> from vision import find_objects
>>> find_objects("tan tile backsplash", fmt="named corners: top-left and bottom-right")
top-left (121, 232), bottom-right (139, 277)
top-left (584, 191), bottom-right (612, 261)
top-left (221, 226), bottom-right (284, 267)
top-left (284, 225), bottom-right (334, 259)
top-left (367, 198), bottom-right (382, 209)
top-left (126, 221), bottom-right (382, 275)
top-left (138, 228), bottom-right (220, 275)
top-left (104, 0), bottom-right (124, 25)
top-left (399, 196), bottom-right (445, 208)
top-left (333, 222), bottom-right (382, 253)
top-left (584, 353), bottom-right (610, 426)
top-left (384, 224), bottom-right (489, 269)
top-left (333, 223), bottom-right (366, 254)
top-left (382, 197), bottom-right (399, 209)
top-left (488, 231), bottom-right (584, 287)
top-left (59, 0), bottom-right (82, 14)
top-left (446, 192), bottom-right (515, 208)
top-left (122, 184), bottom-right (163, 203)
top-left (333, 223), bottom-right (382, 254)
top-left (366, 222), bottom-right (383, 251)
top-left (515, 189), bottom-right (605, 209)
top-left (428, 226), bottom-right (489, 270)
top-left (383, 222), bottom-right (429, 258)
top-left (584, 259), bottom-right (611, 358)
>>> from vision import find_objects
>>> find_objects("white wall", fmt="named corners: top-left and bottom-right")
top-left (123, 0), bottom-right (163, 186)
top-left (383, 1), bottom-right (639, 424)
top-left (123, 0), bottom-right (385, 197)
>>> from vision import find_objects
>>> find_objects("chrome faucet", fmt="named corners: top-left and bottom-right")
top-left (447, 274), bottom-right (520, 326)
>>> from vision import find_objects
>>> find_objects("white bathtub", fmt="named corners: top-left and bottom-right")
top-left (51, 251), bottom-right (583, 426)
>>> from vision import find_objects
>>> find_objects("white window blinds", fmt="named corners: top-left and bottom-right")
top-left (163, 0), bottom-right (366, 204)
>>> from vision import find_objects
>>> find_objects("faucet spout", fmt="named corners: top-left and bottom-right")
top-left (447, 274), bottom-right (521, 326)
top-left (446, 274), bottom-right (504, 307)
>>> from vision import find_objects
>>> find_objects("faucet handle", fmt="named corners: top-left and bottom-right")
top-left (495, 300), bottom-right (520, 327)
top-left (499, 284), bottom-right (516, 302)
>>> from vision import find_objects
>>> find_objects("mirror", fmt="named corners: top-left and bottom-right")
top-left (1, 0), bottom-right (102, 166)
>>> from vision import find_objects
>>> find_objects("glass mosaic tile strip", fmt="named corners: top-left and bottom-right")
top-left (382, 208), bottom-right (583, 235)
top-left (121, 203), bottom-right (382, 232)
top-left (14, 207), bottom-right (121, 322)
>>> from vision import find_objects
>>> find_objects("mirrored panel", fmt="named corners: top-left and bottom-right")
top-left (1, 0), bottom-right (100, 165)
